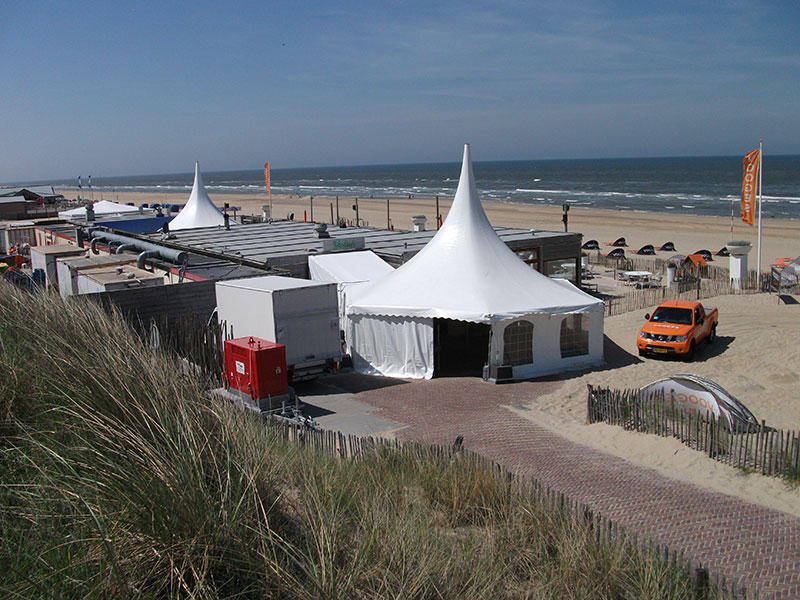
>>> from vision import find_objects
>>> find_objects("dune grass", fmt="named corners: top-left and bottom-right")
top-left (0, 284), bottom-right (734, 599)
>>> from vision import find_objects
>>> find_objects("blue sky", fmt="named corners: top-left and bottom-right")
top-left (1, 0), bottom-right (799, 182)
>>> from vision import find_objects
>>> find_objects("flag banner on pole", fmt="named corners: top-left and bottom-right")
top-left (263, 162), bottom-right (271, 198)
top-left (78, 176), bottom-right (82, 189)
top-left (88, 175), bottom-right (92, 189)
top-left (740, 148), bottom-right (759, 226)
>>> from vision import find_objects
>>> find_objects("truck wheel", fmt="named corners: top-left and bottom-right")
top-left (707, 325), bottom-right (716, 344)
top-left (685, 341), bottom-right (696, 361)
top-left (638, 348), bottom-right (646, 357)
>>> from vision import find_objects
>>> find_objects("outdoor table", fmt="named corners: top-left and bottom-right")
top-left (623, 271), bottom-right (652, 285)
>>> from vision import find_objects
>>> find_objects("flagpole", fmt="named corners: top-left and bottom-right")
top-left (756, 139), bottom-right (763, 289)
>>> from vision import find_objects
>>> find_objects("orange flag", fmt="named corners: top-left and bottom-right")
top-left (263, 162), bottom-right (271, 199)
top-left (740, 149), bottom-right (759, 226)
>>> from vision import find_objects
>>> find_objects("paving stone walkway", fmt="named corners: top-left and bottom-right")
top-left (343, 375), bottom-right (800, 599)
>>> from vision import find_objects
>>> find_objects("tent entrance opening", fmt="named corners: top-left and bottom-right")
top-left (433, 319), bottom-right (490, 377)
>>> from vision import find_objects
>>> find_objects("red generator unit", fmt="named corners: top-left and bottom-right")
top-left (224, 336), bottom-right (290, 412)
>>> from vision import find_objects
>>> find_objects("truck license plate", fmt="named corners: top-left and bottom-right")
top-left (653, 348), bottom-right (668, 354)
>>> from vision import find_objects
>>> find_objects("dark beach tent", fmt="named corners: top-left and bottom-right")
top-left (636, 244), bottom-right (656, 255)
top-left (693, 249), bottom-right (713, 262)
top-left (604, 247), bottom-right (625, 258)
top-left (658, 241), bottom-right (676, 252)
top-left (640, 374), bottom-right (759, 432)
top-left (713, 246), bottom-right (730, 257)
top-left (608, 237), bottom-right (627, 247)
top-left (582, 239), bottom-right (599, 250)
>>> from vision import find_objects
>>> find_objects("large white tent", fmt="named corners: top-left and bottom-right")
top-left (59, 200), bottom-right (146, 220)
top-left (345, 144), bottom-right (604, 380)
top-left (168, 162), bottom-right (237, 231)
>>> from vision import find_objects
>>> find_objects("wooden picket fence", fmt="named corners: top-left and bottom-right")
top-left (601, 278), bottom-right (757, 317)
top-left (586, 252), bottom-right (762, 317)
top-left (256, 415), bottom-right (754, 599)
top-left (145, 313), bottom-right (226, 386)
top-left (587, 385), bottom-right (800, 483)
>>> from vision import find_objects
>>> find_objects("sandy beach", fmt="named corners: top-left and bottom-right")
top-left (58, 189), bottom-right (800, 516)
top-left (512, 292), bottom-right (800, 518)
top-left (61, 189), bottom-right (800, 268)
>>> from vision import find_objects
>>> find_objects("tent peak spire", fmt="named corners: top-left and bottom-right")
top-left (168, 162), bottom-right (236, 230)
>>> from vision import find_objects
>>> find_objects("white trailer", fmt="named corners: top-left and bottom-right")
top-left (215, 276), bottom-right (341, 380)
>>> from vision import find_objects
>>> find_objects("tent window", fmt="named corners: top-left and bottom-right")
top-left (560, 314), bottom-right (589, 358)
top-left (503, 320), bottom-right (533, 366)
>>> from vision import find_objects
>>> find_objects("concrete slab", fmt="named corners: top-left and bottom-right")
top-left (294, 375), bottom-right (404, 437)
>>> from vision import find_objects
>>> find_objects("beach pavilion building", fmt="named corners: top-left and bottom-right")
top-left (344, 144), bottom-right (605, 381)
top-left (168, 163), bottom-right (237, 231)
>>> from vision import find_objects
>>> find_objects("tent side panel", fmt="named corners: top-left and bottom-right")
top-left (493, 311), bottom-right (604, 380)
top-left (350, 315), bottom-right (433, 379)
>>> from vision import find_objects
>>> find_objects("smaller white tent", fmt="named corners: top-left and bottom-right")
top-left (308, 250), bottom-right (394, 285)
top-left (59, 200), bottom-right (145, 220)
top-left (308, 250), bottom-right (394, 352)
top-left (168, 162), bottom-right (237, 231)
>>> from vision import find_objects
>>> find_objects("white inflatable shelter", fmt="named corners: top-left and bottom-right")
top-left (59, 200), bottom-right (145, 220)
top-left (345, 144), bottom-right (604, 380)
top-left (168, 162), bottom-right (237, 231)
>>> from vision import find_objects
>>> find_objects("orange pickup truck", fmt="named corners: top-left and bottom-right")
top-left (637, 300), bottom-right (718, 360)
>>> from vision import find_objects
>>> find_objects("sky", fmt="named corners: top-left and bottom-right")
top-left (1, 0), bottom-right (799, 182)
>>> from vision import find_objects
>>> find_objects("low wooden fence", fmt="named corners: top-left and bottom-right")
top-left (587, 385), bottom-right (800, 482)
top-left (256, 415), bottom-right (752, 599)
top-left (586, 252), bottom-right (762, 317)
top-left (147, 313), bottom-right (226, 385)
top-left (602, 278), bottom-right (757, 317)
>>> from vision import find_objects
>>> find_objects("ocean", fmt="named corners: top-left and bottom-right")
top-left (51, 155), bottom-right (800, 219)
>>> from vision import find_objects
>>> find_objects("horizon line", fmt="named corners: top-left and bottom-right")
top-left (4, 152), bottom-right (800, 187)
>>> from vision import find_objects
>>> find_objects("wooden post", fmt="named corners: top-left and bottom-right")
top-left (335, 195), bottom-right (340, 222)
top-left (310, 196), bottom-right (314, 222)
top-left (387, 197), bottom-right (390, 230)
top-left (436, 195), bottom-right (440, 229)
top-left (330, 202), bottom-right (334, 224)
top-left (693, 566), bottom-right (709, 599)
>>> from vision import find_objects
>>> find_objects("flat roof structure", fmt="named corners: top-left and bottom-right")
top-left (143, 220), bottom-right (582, 278)
top-left (33, 218), bottom-right (583, 283)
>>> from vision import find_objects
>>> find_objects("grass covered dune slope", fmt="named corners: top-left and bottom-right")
top-left (0, 286), bottom-right (731, 599)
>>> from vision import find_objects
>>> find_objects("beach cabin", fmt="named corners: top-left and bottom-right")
top-left (345, 145), bottom-right (604, 381)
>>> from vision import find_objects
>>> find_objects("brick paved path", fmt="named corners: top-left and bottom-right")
top-left (346, 375), bottom-right (800, 599)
